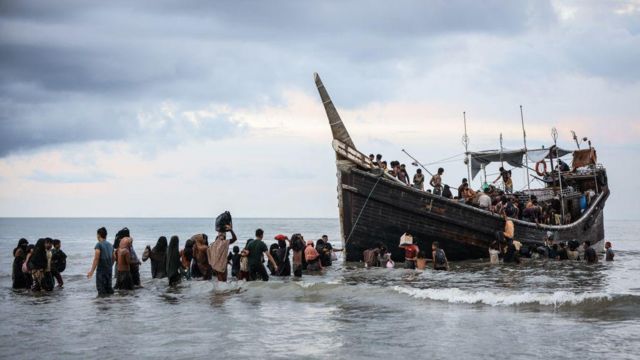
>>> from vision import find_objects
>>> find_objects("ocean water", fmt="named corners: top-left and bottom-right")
top-left (0, 218), bottom-right (638, 360)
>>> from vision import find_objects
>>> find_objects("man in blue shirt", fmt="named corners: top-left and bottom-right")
top-left (87, 227), bottom-right (114, 296)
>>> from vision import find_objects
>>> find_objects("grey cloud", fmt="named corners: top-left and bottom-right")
top-left (3, 0), bottom-right (635, 157)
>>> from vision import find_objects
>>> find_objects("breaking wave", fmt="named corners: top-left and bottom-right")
top-left (391, 286), bottom-right (627, 307)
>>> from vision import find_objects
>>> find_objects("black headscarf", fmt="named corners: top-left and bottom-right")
top-left (114, 227), bottom-right (130, 249)
top-left (166, 236), bottom-right (181, 280)
top-left (183, 239), bottom-right (194, 261)
top-left (30, 238), bottom-right (47, 270)
top-left (13, 238), bottom-right (28, 257)
top-left (153, 236), bottom-right (168, 254)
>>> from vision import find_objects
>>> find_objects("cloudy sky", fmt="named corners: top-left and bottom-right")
top-left (0, 0), bottom-right (638, 218)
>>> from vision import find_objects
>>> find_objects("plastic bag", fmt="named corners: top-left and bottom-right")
top-left (215, 211), bottom-right (233, 232)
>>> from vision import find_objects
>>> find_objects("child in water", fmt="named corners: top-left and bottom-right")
top-left (51, 239), bottom-right (67, 288)
top-left (228, 246), bottom-right (241, 279)
top-left (605, 241), bottom-right (614, 261)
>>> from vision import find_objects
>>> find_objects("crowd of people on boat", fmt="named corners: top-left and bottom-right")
top-left (368, 153), bottom-right (597, 226)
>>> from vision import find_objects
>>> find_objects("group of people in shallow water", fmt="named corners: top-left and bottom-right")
top-left (493, 210), bottom-right (615, 264)
top-left (362, 233), bottom-right (450, 271)
top-left (82, 226), bottom-right (341, 296)
top-left (11, 238), bottom-right (67, 291)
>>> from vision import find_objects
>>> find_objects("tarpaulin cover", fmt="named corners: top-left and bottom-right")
top-left (571, 148), bottom-right (597, 170)
top-left (469, 146), bottom-right (572, 179)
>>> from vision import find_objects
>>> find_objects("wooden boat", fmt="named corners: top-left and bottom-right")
top-left (313, 73), bottom-right (610, 262)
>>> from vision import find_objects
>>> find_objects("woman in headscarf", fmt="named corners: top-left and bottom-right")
top-left (115, 237), bottom-right (134, 290)
top-left (23, 244), bottom-right (35, 289)
top-left (143, 236), bottom-right (168, 279)
top-left (30, 238), bottom-right (54, 291)
top-left (180, 239), bottom-right (194, 280)
top-left (166, 236), bottom-right (181, 286)
top-left (12, 238), bottom-right (29, 289)
top-left (274, 234), bottom-right (291, 276)
top-left (290, 234), bottom-right (305, 278)
top-left (304, 240), bottom-right (323, 272)
top-left (191, 234), bottom-right (212, 280)
top-left (267, 243), bottom-right (279, 275)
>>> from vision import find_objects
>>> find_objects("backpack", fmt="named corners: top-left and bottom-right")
top-left (54, 250), bottom-right (67, 273)
top-left (435, 249), bottom-right (446, 265)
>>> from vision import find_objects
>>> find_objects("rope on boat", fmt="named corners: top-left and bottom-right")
top-left (345, 176), bottom-right (383, 245)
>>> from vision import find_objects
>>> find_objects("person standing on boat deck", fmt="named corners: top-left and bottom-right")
top-left (605, 241), bottom-right (614, 261)
top-left (368, 154), bottom-right (376, 166)
top-left (399, 164), bottom-right (410, 185)
top-left (208, 225), bottom-right (237, 282)
top-left (442, 184), bottom-right (453, 199)
top-left (430, 168), bottom-right (444, 195)
top-left (493, 167), bottom-right (513, 194)
top-left (245, 229), bottom-right (277, 281)
top-left (87, 227), bottom-right (114, 296)
top-left (413, 169), bottom-right (425, 190)
top-left (432, 242), bottom-right (449, 271)
top-left (583, 241), bottom-right (598, 264)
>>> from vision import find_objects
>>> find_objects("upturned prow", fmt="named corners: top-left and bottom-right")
top-left (314, 73), bottom-right (356, 148)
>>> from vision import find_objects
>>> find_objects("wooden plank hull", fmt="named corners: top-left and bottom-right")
top-left (338, 166), bottom-right (608, 262)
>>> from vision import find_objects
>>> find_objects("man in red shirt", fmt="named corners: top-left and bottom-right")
top-left (400, 233), bottom-right (419, 269)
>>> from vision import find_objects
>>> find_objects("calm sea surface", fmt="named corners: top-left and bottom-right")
top-left (1, 218), bottom-right (638, 360)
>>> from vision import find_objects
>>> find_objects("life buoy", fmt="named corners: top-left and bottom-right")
top-left (535, 160), bottom-right (547, 176)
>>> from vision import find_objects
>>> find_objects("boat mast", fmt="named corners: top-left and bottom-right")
top-left (463, 112), bottom-right (472, 184)
top-left (552, 127), bottom-right (566, 223)
top-left (520, 105), bottom-right (532, 196)
top-left (499, 133), bottom-right (504, 168)
top-left (314, 73), bottom-right (355, 149)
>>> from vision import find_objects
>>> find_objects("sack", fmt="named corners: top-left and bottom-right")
top-left (331, 252), bottom-right (338, 261)
top-left (400, 233), bottom-right (413, 246)
top-left (215, 211), bottom-right (233, 232)
top-left (435, 249), bottom-right (446, 265)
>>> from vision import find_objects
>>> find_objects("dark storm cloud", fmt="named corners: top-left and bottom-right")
top-left (7, 0), bottom-right (631, 157)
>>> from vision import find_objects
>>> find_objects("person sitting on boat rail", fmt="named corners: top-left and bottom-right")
top-left (375, 154), bottom-right (382, 167)
top-left (493, 167), bottom-right (513, 193)
top-left (478, 189), bottom-right (491, 210)
top-left (413, 169), bottom-right (425, 190)
top-left (430, 168), bottom-right (444, 195)
top-left (399, 164), bottom-right (410, 185)
top-left (368, 154), bottom-right (375, 166)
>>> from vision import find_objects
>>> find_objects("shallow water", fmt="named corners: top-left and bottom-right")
top-left (1, 218), bottom-right (638, 360)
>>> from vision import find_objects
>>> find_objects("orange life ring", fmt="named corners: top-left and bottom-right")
top-left (535, 160), bottom-right (547, 176)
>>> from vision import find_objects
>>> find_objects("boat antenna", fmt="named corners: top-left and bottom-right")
top-left (462, 111), bottom-right (472, 184)
top-left (552, 127), bottom-right (565, 223)
top-left (499, 133), bottom-right (504, 168)
top-left (520, 105), bottom-right (532, 196)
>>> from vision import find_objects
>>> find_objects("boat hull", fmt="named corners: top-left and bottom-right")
top-left (338, 165), bottom-right (608, 262)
